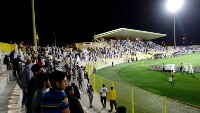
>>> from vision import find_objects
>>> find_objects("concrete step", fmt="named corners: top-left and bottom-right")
top-left (0, 80), bottom-right (16, 113)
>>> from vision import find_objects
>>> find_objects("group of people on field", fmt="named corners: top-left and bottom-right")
top-left (161, 62), bottom-right (194, 83)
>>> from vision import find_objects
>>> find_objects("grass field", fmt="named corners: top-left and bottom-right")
top-left (97, 52), bottom-right (200, 107)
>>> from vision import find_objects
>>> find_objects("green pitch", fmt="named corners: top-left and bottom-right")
top-left (97, 52), bottom-right (200, 107)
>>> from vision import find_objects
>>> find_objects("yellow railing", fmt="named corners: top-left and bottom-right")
top-left (89, 73), bottom-right (133, 113)
top-left (86, 58), bottom-right (167, 113)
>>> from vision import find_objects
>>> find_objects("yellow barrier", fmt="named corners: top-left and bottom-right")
top-left (132, 87), bottom-right (134, 113)
top-left (164, 96), bottom-right (166, 113)
top-left (89, 74), bottom-right (133, 113)
top-left (0, 42), bottom-right (14, 52)
top-left (86, 58), bottom-right (167, 113)
top-left (0, 42), bottom-right (26, 53)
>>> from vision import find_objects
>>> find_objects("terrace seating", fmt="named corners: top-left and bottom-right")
top-left (0, 64), bottom-right (7, 74)
top-left (7, 84), bottom-right (22, 113)
top-left (0, 65), bottom-right (14, 95)
top-left (0, 64), bottom-right (23, 113)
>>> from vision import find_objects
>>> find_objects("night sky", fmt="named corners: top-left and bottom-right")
top-left (1, 0), bottom-right (200, 46)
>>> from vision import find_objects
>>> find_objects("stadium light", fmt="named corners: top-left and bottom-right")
top-left (166, 0), bottom-right (184, 13)
top-left (166, 0), bottom-right (184, 48)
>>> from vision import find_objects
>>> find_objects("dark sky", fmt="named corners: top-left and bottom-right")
top-left (1, 0), bottom-right (200, 46)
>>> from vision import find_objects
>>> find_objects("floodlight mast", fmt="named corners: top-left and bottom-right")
top-left (31, 0), bottom-right (37, 48)
top-left (166, 0), bottom-right (184, 48)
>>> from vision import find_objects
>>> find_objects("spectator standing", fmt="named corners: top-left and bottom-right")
top-left (84, 71), bottom-right (89, 83)
top-left (100, 84), bottom-right (108, 108)
top-left (41, 71), bottom-right (70, 113)
top-left (87, 85), bottom-right (94, 108)
top-left (65, 86), bottom-right (84, 113)
top-left (32, 73), bottom-right (51, 113)
top-left (26, 64), bottom-right (43, 113)
top-left (12, 55), bottom-right (24, 78)
top-left (36, 58), bottom-right (44, 67)
top-left (77, 74), bottom-right (83, 89)
top-left (107, 86), bottom-right (117, 112)
top-left (71, 83), bottom-right (81, 99)
top-left (82, 76), bottom-right (88, 92)
top-left (3, 55), bottom-right (11, 70)
top-left (67, 69), bottom-right (72, 82)
top-left (18, 62), bottom-right (32, 107)
top-left (9, 50), bottom-right (15, 62)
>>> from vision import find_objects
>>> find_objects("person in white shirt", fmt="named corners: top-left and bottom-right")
top-left (82, 76), bottom-right (88, 92)
top-left (188, 64), bottom-right (193, 74)
top-left (100, 84), bottom-right (108, 108)
top-left (184, 63), bottom-right (188, 72)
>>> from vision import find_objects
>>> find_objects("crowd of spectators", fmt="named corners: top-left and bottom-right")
top-left (2, 39), bottom-right (200, 113)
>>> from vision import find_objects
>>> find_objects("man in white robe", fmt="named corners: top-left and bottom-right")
top-left (82, 76), bottom-right (88, 92)
top-left (188, 64), bottom-right (193, 74)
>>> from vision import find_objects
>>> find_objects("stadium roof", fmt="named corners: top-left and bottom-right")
top-left (93, 28), bottom-right (166, 40)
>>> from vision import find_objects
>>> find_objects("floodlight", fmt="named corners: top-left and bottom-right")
top-left (166, 0), bottom-right (184, 48)
top-left (166, 0), bottom-right (184, 13)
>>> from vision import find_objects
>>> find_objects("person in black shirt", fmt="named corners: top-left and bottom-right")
top-left (3, 55), bottom-right (11, 70)
top-left (180, 63), bottom-right (183, 75)
top-left (26, 64), bottom-right (43, 113)
top-left (65, 85), bottom-right (84, 113)
top-left (9, 50), bottom-right (15, 62)
top-left (12, 55), bottom-right (24, 78)
top-left (71, 83), bottom-right (81, 99)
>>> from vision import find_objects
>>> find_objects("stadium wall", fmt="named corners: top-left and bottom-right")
top-left (0, 42), bottom-right (26, 53)
top-left (75, 42), bottom-right (104, 50)
top-left (0, 42), bottom-right (26, 64)
top-left (0, 42), bottom-right (15, 52)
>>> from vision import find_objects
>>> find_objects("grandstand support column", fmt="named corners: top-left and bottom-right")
top-left (94, 74), bottom-right (96, 91)
top-left (31, 0), bottom-right (37, 48)
top-left (132, 87), bottom-right (134, 113)
top-left (164, 96), bottom-right (166, 113)
top-left (101, 78), bottom-right (102, 86)
top-left (173, 14), bottom-right (176, 48)
top-left (94, 38), bottom-right (101, 43)
top-left (94, 37), bottom-right (105, 43)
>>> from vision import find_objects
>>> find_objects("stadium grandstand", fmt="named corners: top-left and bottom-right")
top-left (93, 28), bottom-right (166, 42)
